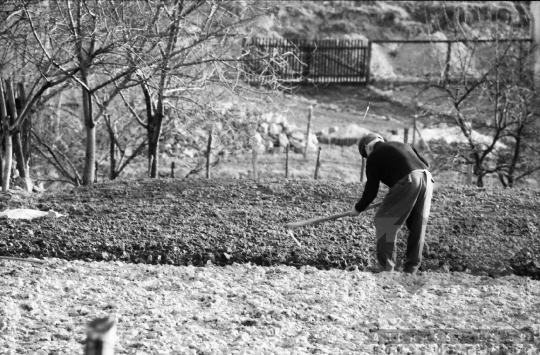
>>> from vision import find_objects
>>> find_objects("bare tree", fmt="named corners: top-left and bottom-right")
top-left (118, 0), bottom-right (280, 178)
top-left (3, 0), bottom-right (288, 186)
top-left (417, 3), bottom-right (540, 187)
top-left (1, 0), bottom-right (152, 186)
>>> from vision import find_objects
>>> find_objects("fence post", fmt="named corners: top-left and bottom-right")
top-left (285, 143), bottom-right (289, 178)
top-left (206, 128), bottom-right (212, 179)
top-left (302, 41), bottom-right (312, 81)
top-left (360, 157), bottom-right (365, 183)
top-left (171, 161), bottom-right (175, 178)
top-left (467, 164), bottom-right (473, 186)
top-left (84, 316), bottom-right (116, 355)
top-left (404, 128), bottom-right (409, 144)
top-left (365, 41), bottom-right (372, 84)
top-left (252, 147), bottom-right (259, 179)
top-left (314, 146), bottom-right (322, 180)
top-left (412, 115), bottom-right (417, 146)
top-left (304, 105), bottom-right (313, 159)
top-left (443, 41), bottom-right (451, 84)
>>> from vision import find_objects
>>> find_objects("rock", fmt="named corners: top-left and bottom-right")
top-left (290, 130), bottom-right (305, 141)
top-left (182, 148), bottom-right (197, 158)
top-left (283, 123), bottom-right (300, 135)
top-left (370, 43), bottom-right (398, 80)
top-left (251, 132), bottom-right (264, 145)
top-left (270, 113), bottom-right (288, 126)
top-left (278, 133), bottom-right (289, 148)
top-left (32, 183), bottom-right (46, 193)
top-left (268, 123), bottom-right (283, 137)
top-left (265, 137), bottom-right (275, 151)
top-left (289, 138), bottom-right (305, 153)
top-left (318, 124), bottom-right (373, 146)
top-left (306, 133), bottom-right (319, 152)
top-left (217, 101), bottom-right (234, 114)
top-left (509, 247), bottom-right (540, 280)
top-left (316, 126), bottom-right (339, 139)
top-left (259, 122), bottom-right (269, 135)
top-left (260, 112), bottom-right (273, 123)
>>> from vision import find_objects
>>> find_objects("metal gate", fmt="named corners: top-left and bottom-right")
top-left (243, 38), bottom-right (370, 84)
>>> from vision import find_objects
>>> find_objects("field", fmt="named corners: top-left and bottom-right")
top-left (3, 82), bottom-right (540, 352)
top-left (2, 2), bottom-right (539, 352)
top-left (1, 178), bottom-right (540, 354)
top-left (2, 258), bottom-right (539, 354)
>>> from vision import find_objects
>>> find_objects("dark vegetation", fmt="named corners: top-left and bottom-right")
top-left (1, 179), bottom-right (539, 279)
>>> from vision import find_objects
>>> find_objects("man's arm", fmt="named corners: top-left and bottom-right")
top-left (412, 147), bottom-right (429, 168)
top-left (354, 178), bottom-right (380, 213)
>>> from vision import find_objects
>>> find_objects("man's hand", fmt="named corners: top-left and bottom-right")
top-left (349, 207), bottom-right (361, 217)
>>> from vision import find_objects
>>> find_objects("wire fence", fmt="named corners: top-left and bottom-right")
top-left (243, 37), bottom-right (532, 84)
top-left (372, 38), bottom-right (532, 82)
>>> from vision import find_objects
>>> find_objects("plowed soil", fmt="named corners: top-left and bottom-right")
top-left (1, 179), bottom-right (539, 279)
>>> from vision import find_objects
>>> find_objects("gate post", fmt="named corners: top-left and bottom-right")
top-left (365, 41), bottom-right (372, 85)
top-left (302, 40), bottom-right (313, 82)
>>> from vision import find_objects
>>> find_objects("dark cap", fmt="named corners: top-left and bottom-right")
top-left (358, 133), bottom-right (384, 158)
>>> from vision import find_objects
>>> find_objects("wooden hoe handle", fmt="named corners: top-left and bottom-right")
top-left (285, 202), bottom-right (381, 229)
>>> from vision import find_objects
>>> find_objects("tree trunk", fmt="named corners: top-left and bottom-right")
top-left (82, 87), bottom-right (95, 186)
top-left (106, 117), bottom-right (117, 180)
top-left (0, 137), bottom-right (3, 184)
top-left (531, 1), bottom-right (540, 90)
top-left (2, 133), bottom-right (12, 192)
top-left (498, 173), bottom-right (508, 188)
top-left (19, 83), bottom-right (32, 169)
top-left (505, 124), bottom-right (524, 189)
top-left (12, 133), bottom-right (25, 176)
top-left (0, 81), bottom-right (11, 191)
top-left (148, 117), bottom-right (162, 178)
top-left (5, 81), bottom-right (30, 190)
top-left (507, 175), bottom-right (514, 188)
top-left (476, 174), bottom-right (484, 188)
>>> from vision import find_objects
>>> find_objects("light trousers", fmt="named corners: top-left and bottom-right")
top-left (374, 169), bottom-right (434, 274)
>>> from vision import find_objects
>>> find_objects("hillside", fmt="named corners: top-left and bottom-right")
top-left (254, 1), bottom-right (531, 82)
top-left (1, 179), bottom-right (539, 279)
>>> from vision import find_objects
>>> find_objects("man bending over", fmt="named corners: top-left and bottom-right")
top-left (351, 133), bottom-right (434, 274)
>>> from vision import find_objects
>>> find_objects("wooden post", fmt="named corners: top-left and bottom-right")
top-left (171, 161), bottom-right (175, 178)
top-left (365, 41), bottom-right (372, 84)
top-left (443, 42), bottom-right (451, 84)
top-left (84, 316), bottom-right (116, 355)
top-left (252, 148), bottom-right (259, 179)
top-left (206, 128), bottom-right (212, 179)
top-left (360, 157), bottom-right (365, 183)
top-left (314, 146), bottom-right (322, 180)
top-left (412, 115), bottom-right (417, 146)
top-left (304, 105), bottom-right (313, 159)
top-left (285, 143), bottom-right (289, 178)
top-left (404, 128), bottom-right (409, 144)
top-left (467, 164), bottom-right (473, 186)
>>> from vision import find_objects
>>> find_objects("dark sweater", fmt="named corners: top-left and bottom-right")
top-left (354, 141), bottom-right (429, 212)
